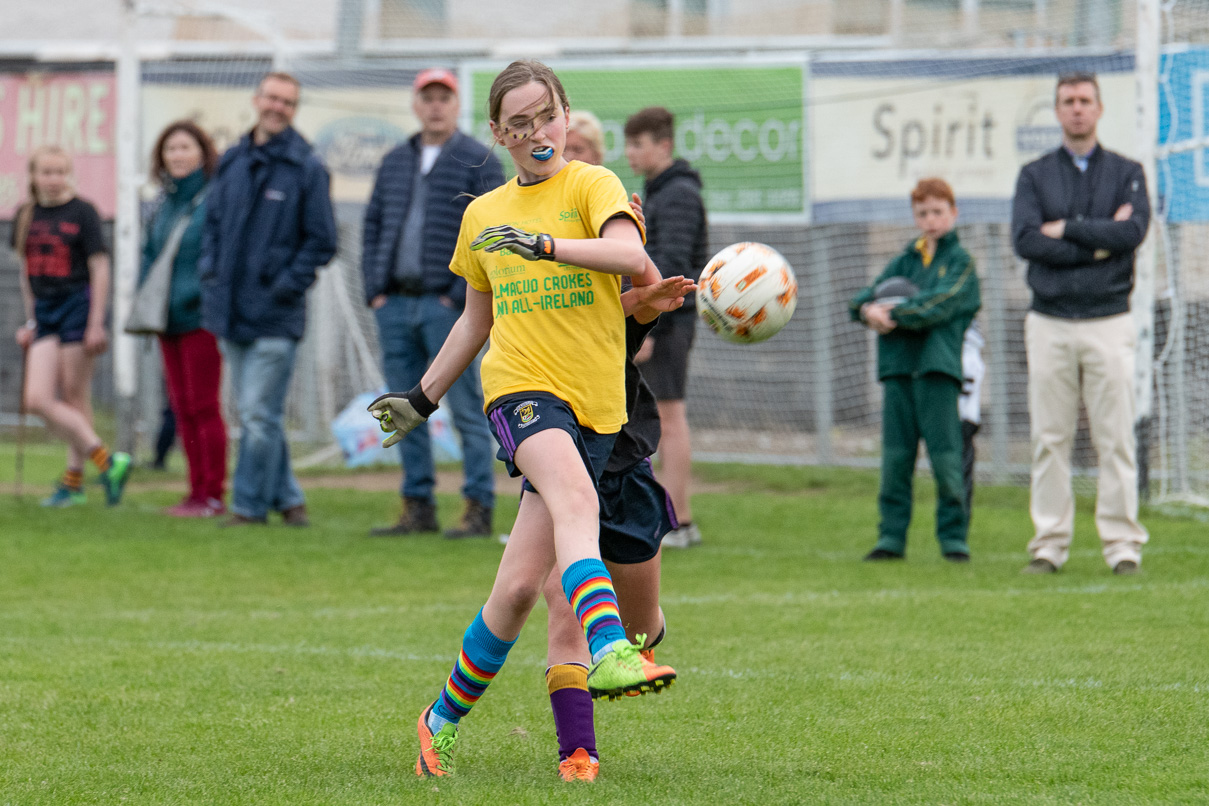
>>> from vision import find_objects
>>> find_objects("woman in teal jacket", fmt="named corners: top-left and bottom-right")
top-left (140, 120), bottom-right (228, 517)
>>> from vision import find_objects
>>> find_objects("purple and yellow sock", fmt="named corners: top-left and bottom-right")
top-left (430, 610), bottom-right (515, 730)
top-left (561, 558), bottom-right (627, 661)
top-left (547, 663), bottom-right (596, 762)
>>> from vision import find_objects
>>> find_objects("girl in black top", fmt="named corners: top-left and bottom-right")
top-left (13, 146), bottom-right (130, 507)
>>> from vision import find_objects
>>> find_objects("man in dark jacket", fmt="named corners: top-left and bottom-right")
top-left (200, 71), bottom-right (338, 527)
top-left (361, 68), bottom-right (505, 538)
top-left (624, 106), bottom-right (709, 549)
top-left (1011, 72), bottom-right (1150, 576)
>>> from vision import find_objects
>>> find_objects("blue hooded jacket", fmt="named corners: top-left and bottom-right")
top-left (200, 126), bottom-right (338, 342)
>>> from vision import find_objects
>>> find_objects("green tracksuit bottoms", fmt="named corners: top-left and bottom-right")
top-left (875, 373), bottom-right (969, 555)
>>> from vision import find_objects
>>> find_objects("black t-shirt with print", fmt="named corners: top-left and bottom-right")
top-left (13, 198), bottom-right (107, 299)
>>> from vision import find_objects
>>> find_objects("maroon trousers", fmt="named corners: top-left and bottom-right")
top-left (159, 329), bottom-right (227, 503)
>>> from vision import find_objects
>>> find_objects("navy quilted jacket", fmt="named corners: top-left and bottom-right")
top-left (361, 131), bottom-right (504, 308)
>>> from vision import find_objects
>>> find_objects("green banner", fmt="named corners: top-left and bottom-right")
top-left (468, 61), bottom-right (808, 221)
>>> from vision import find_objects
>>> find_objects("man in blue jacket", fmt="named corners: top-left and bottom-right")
top-left (200, 71), bottom-right (338, 527)
top-left (1011, 72), bottom-right (1150, 576)
top-left (361, 68), bottom-right (505, 538)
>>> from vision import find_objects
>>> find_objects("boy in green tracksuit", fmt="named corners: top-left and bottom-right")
top-left (849, 178), bottom-right (982, 562)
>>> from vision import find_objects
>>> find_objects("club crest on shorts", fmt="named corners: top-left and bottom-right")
top-left (513, 400), bottom-right (540, 428)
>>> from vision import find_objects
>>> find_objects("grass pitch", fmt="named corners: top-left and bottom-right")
top-left (1, 450), bottom-right (1207, 804)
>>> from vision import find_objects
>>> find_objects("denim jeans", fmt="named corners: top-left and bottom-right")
top-left (220, 337), bottom-right (305, 519)
top-left (375, 293), bottom-right (495, 507)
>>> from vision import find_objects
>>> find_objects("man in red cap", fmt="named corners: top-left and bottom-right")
top-left (361, 68), bottom-right (506, 538)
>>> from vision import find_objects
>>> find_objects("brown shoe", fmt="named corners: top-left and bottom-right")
top-left (444, 499), bottom-right (493, 539)
top-left (369, 497), bottom-right (439, 537)
top-left (1113, 559), bottom-right (1141, 576)
top-left (219, 513), bottom-right (267, 527)
top-left (1021, 557), bottom-right (1058, 574)
top-left (281, 504), bottom-right (310, 527)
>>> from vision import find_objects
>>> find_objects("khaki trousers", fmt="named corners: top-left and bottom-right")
top-left (1025, 312), bottom-right (1148, 569)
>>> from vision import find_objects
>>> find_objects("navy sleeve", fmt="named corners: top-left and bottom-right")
top-left (361, 160), bottom-right (387, 303)
top-left (1011, 166), bottom-right (1096, 267)
top-left (1062, 163), bottom-right (1150, 254)
top-left (273, 161), bottom-right (338, 303)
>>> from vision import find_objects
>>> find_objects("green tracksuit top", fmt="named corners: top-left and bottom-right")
top-left (849, 230), bottom-right (982, 383)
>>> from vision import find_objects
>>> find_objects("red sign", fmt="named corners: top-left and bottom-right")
top-left (0, 71), bottom-right (117, 219)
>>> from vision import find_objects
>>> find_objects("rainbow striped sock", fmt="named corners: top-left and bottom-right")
top-left (561, 558), bottom-right (627, 660)
top-left (431, 610), bottom-right (515, 727)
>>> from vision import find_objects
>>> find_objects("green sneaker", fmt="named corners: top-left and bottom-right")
top-left (587, 635), bottom-right (677, 701)
top-left (415, 704), bottom-right (458, 777)
top-left (100, 452), bottom-right (132, 506)
top-left (41, 484), bottom-right (87, 508)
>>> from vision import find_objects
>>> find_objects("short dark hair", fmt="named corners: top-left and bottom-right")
top-left (1056, 72), bottom-right (1100, 103)
top-left (624, 106), bottom-right (674, 142)
top-left (151, 120), bottom-right (219, 181)
top-left (259, 71), bottom-right (301, 92)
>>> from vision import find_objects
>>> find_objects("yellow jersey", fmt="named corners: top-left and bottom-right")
top-left (450, 161), bottom-right (642, 434)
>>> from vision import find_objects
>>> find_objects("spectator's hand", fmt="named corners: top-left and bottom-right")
top-left (629, 193), bottom-right (646, 229)
top-left (370, 294), bottom-right (388, 310)
top-left (1114, 203), bottom-right (1134, 222)
top-left (864, 303), bottom-right (897, 335)
top-left (635, 338), bottom-right (655, 365)
top-left (470, 225), bottom-right (556, 261)
top-left (15, 323), bottom-right (35, 350)
top-left (83, 324), bottom-right (109, 356)
top-left (1040, 220), bottom-right (1066, 239)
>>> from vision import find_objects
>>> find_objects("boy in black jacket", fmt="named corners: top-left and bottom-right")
top-left (850, 178), bottom-right (981, 562)
top-left (625, 107), bottom-right (709, 549)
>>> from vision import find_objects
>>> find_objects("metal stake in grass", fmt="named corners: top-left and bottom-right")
top-left (16, 344), bottom-right (28, 500)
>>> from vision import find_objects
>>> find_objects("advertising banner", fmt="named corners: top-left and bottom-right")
top-left (810, 71), bottom-right (1137, 222)
top-left (466, 60), bottom-right (809, 222)
top-left (0, 71), bottom-right (116, 218)
top-left (1158, 47), bottom-right (1209, 222)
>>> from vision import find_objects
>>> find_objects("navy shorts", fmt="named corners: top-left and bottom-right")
top-left (487, 392), bottom-right (616, 495)
top-left (640, 314), bottom-right (696, 401)
top-left (599, 458), bottom-right (678, 564)
top-left (35, 288), bottom-right (91, 344)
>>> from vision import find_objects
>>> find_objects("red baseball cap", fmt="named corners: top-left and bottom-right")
top-left (413, 68), bottom-right (458, 93)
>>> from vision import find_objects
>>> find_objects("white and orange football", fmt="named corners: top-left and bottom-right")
top-left (695, 242), bottom-right (797, 344)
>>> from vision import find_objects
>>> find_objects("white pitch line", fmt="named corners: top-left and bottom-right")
top-left (3, 635), bottom-right (1205, 697)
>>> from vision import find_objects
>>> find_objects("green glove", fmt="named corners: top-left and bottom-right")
top-left (367, 384), bottom-right (439, 448)
top-left (470, 225), bottom-right (556, 261)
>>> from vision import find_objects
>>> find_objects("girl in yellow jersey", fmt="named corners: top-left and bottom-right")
top-left (369, 60), bottom-right (677, 778)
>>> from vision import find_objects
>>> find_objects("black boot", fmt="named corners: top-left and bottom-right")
top-left (369, 497), bottom-right (438, 537)
top-left (444, 499), bottom-right (493, 539)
